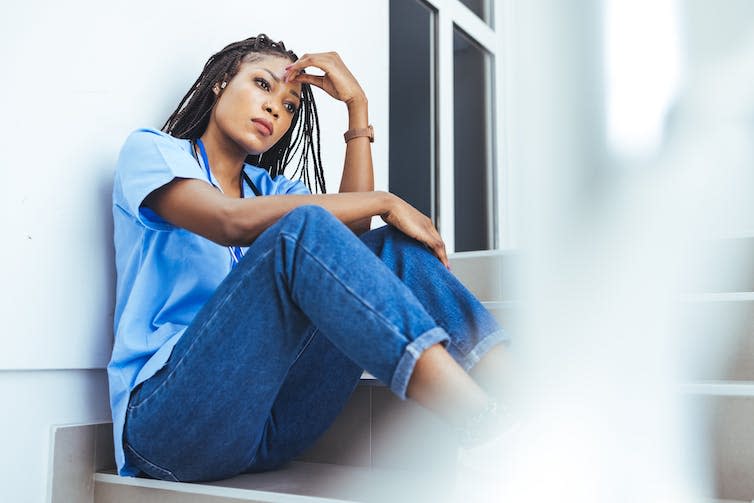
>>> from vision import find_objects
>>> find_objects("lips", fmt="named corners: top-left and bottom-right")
top-left (252, 118), bottom-right (273, 136)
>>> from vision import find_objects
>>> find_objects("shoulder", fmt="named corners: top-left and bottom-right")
top-left (113, 128), bottom-right (203, 225)
top-left (117, 127), bottom-right (194, 174)
top-left (121, 127), bottom-right (187, 152)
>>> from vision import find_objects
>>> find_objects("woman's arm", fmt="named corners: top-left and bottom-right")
top-left (338, 96), bottom-right (373, 234)
top-left (144, 178), bottom-right (449, 267)
top-left (285, 53), bottom-right (374, 234)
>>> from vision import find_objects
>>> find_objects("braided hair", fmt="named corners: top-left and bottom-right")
top-left (162, 34), bottom-right (326, 194)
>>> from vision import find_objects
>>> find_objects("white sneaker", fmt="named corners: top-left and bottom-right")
top-left (452, 421), bottom-right (522, 503)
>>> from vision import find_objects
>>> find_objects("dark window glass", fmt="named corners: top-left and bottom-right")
top-left (453, 27), bottom-right (492, 251)
top-left (460, 0), bottom-right (492, 26)
top-left (389, 0), bottom-right (435, 219)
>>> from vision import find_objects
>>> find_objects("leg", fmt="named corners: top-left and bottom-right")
top-left (468, 344), bottom-right (511, 403)
top-left (123, 206), bottom-right (489, 481)
top-left (359, 226), bottom-right (510, 398)
top-left (245, 330), bottom-right (491, 474)
top-left (242, 327), bottom-right (365, 472)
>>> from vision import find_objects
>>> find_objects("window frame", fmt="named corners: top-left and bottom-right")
top-left (423, 0), bottom-right (513, 252)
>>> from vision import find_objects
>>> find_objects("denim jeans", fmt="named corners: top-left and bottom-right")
top-left (123, 205), bottom-right (507, 482)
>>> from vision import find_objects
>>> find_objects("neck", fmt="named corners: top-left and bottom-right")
top-left (198, 122), bottom-right (247, 193)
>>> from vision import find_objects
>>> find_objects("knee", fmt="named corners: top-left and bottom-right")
top-left (277, 205), bottom-right (346, 240)
top-left (286, 204), bottom-right (332, 220)
top-left (361, 224), bottom-right (425, 254)
top-left (360, 224), bottom-right (401, 244)
top-left (280, 205), bottom-right (337, 228)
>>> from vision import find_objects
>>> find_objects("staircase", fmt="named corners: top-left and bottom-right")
top-left (678, 232), bottom-right (754, 502)
top-left (50, 250), bottom-right (518, 503)
top-left (49, 238), bottom-right (754, 502)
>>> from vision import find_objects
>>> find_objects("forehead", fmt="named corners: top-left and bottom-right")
top-left (238, 56), bottom-right (301, 93)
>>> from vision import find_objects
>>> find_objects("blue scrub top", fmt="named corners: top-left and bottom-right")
top-left (108, 127), bottom-right (311, 476)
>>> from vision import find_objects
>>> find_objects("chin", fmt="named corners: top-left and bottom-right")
top-left (237, 139), bottom-right (269, 157)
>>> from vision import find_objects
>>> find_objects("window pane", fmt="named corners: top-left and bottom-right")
top-left (459, 0), bottom-right (492, 26)
top-left (453, 27), bottom-right (492, 252)
top-left (389, 0), bottom-right (435, 219)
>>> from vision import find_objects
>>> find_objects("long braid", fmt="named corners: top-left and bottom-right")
top-left (162, 34), bottom-right (326, 194)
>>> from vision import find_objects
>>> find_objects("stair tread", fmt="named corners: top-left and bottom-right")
top-left (96, 460), bottom-right (451, 503)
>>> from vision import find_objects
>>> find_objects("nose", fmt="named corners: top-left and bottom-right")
top-left (264, 103), bottom-right (279, 119)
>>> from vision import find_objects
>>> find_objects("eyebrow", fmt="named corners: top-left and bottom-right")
top-left (261, 68), bottom-right (301, 100)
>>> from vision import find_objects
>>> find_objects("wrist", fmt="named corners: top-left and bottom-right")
top-left (346, 95), bottom-right (368, 128)
top-left (375, 191), bottom-right (397, 216)
top-left (345, 93), bottom-right (368, 110)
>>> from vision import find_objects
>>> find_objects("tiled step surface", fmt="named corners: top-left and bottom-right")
top-left (679, 235), bottom-right (754, 386)
top-left (681, 297), bottom-right (754, 382)
top-left (448, 250), bottom-right (519, 302)
top-left (95, 461), bottom-right (454, 503)
top-left (680, 234), bottom-right (754, 383)
top-left (688, 395), bottom-right (754, 502)
top-left (680, 234), bottom-right (754, 501)
top-left (684, 234), bottom-right (754, 294)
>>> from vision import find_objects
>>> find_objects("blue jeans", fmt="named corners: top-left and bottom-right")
top-left (123, 205), bottom-right (507, 482)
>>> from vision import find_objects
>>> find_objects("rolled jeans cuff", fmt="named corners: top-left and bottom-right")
top-left (390, 327), bottom-right (451, 400)
top-left (457, 328), bottom-right (509, 372)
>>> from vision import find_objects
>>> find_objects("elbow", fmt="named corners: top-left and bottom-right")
top-left (216, 200), bottom-right (254, 246)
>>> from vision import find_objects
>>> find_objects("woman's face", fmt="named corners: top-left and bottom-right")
top-left (211, 54), bottom-right (302, 155)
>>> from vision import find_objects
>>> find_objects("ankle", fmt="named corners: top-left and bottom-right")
top-left (455, 398), bottom-right (506, 449)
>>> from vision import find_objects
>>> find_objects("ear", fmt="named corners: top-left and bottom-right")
top-left (212, 81), bottom-right (227, 96)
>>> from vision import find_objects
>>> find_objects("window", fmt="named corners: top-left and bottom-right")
top-left (390, 0), bottom-right (502, 252)
top-left (453, 27), bottom-right (493, 251)
top-left (389, 0), bottom-right (435, 220)
top-left (459, 0), bottom-right (493, 27)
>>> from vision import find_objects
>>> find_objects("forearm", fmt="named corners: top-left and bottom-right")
top-left (227, 190), bottom-right (392, 246)
top-left (339, 97), bottom-right (373, 192)
top-left (338, 97), bottom-right (374, 233)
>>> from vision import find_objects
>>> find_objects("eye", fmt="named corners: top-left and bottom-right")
top-left (255, 77), bottom-right (270, 91)
top-left (284, 102), bottom-right (298, 114)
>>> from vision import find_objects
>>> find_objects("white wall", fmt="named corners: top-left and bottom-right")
top-left (0, 1), bottom-right (388, 500)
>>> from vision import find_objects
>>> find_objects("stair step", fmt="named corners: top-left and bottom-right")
top-left (682, 292), bottom-right (754, 303)
top-left (680, 291), bottom-right (754, 381)
top-left (94, 461), bottom-right (452, 503)
top-left (682, 381), bottom-right (754, 396)
top-left (448, 250), bottom-right (518, 302)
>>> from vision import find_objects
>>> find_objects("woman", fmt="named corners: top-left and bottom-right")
top-left (108, 33), bottom-right (510, 482)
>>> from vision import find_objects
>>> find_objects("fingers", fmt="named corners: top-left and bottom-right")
top-left (290, 73), bottom-right (325, 89)
top-left (435, 241), bottom-right (450, 270)
top-left (427, 232), bottom-right (450, 270)
top-left (284, 52), bottom-right (342, 82)
top-left (416, 217), bottom-right (449, 270)
top-left (284, 52), bottom-right (366, 106)
top-left (389, 203), bottom-right (450, 270)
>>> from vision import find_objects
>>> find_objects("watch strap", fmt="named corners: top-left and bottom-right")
top-left (344, 124), bottom-right (374, 143)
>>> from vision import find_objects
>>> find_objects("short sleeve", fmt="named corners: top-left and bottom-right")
top-left (114, 128), bottom-right (206, 229)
